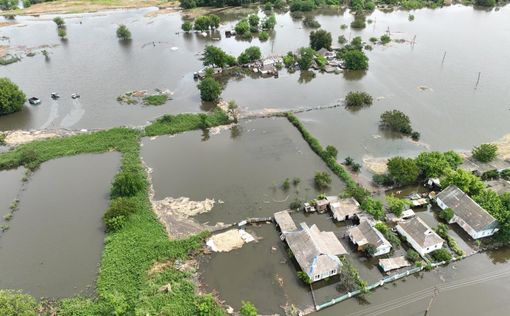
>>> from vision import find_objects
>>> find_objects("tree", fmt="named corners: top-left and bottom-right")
top-left (314, 171), bottom-right (332, 190)
top-left (0, 290), bottom-right (37, 316)
top-left (472, 144), bottom-right (498, 163)
top-left (309, 29), bottom-right (332, 50)
top-left (350, 16), bottom-right (366, 29)
top-left (248, 14), bottom-right (259, 29)
top-left (386, 195), bottom-right (411, 217)
top-left (240, 301), bottom-right (257, 316)
top-left (380, 34), bottom-right (391, 44)
top-left (387, 157), bottom-right (419, 186)
top-left (262, 13), bottom-right (276, 30)
top-left (57, 27), bottom-right (67, 39)
top-left (379, 110), bottom-right (413, 135)
top-left (116, 24), bottom-right (131, 40)
top-left (237, 46), bottom-right (261, 64)
top-left (341, 49), bottom-right (368, 70)
top-left (53, 16), bottom-right (64, 27)
top-left (361, 197), bottom-right (385, 220)
top-left (326, 145), bottom-right (338, 158)
top-left (180, 0), bottom-right (197, 8)
top-left (202, 45), bottom-right (235, 68)
top-left (441, 169), bottom-right (485, 196)
top-left (345, 91), bottom-right (372, 107)
top-left (0, 78), bottom-right (26, 116)
top-left (431, 248), bottom-right (452, 262)
top-left (258, 31), bottom-right (269, 41)
top-left (406, 249), bottom-right (420, 262)
top-left (111, 168), bottom-right (145, 198)
top-left (297, 47), bottom-right (315, 70)
top-left (198, 77), bottom-right (222, 102)
top-left (415, 151), bottom-right (453, 178)
top-left (181, 21), bottom-right (193, 32)
top-left (208, 14), bottom-right (220, 29)
top-left (439, 208), bottom-right (454, 222)
top-left (475, 0), bottom-right (496, 6)
top-left (338, 35), bottom-right (347, 44)
top-left (235, 19), bottom-right (250, 37)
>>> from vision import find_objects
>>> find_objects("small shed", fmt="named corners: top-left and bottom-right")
top-left (379, 256), bottom-right (411, 273)
top-left (316, 199), bottom-right (330, 213)
top-left (330, 197), bottom-right (361, 222)
top-left (274, 210), bottom-right (297, 235)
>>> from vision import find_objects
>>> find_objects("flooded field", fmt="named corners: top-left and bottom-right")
top-left (142, 118), bottom-right (345, 225)
top-left (0, 153), bottom-right (120, 298)
top-left (0, 167), bottom-right (24, 220)
top-left (0, 6), bottom-right (509, 139)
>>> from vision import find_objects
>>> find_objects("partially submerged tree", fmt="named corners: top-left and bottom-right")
top-left (0, 77), bottom-right (26, 116)
top-left (202, 45), bottom-right (236, 68)
top-left (345, 91), bottom-right (373, 107)
top-left (314, 171), bottom-right (332, 190)
top-left (387, 156), bottom-right (419, 186)
top-left (57, 27), bottom-right (67, 39)
top-left (341, 49), bottom-right (368, 70)
top-left (472, 143), bottom-right (498, 163)
top-left (386, 195), bottom-right (411, 217)
top-left (309, 29), bottom-right (332, 50)
top-left (237, 46), bottom-right (261, 65)
top-left (53, 16), bottom-right (65, 27)
top-left (379, 110), bottom-right (413, 135)
top-left (181, 21), bottom-right (193, 32)
top-left (116, 24), bottom-right (131, 40)
top-left (197, 76), bottom-right (222, 102)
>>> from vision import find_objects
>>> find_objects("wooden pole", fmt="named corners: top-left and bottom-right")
top-left (441, 51), bottom-right (446, 65)
top-left (475, 72), bottom-right (481, 89)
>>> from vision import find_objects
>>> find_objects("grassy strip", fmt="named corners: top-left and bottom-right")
top-left (145, 108), bottom-right (231, 137)
top-left (0, 112), bottom-right (231, 315)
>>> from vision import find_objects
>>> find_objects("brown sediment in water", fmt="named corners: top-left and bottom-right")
top-left (0, 21), bottom-right (17, 28)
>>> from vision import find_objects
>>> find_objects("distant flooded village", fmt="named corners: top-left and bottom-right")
top-left (1, 1), bottom-right (510, 316)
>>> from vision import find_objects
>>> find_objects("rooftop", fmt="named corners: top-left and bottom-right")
top-left (436, 185), bottom-right (497, 231)
top-left (460, 156), bottom-right (510, 173)
top-left (379, 256), bottom-right (411, 272)
top-left (330, 197), bottom-right (361, 220)
top-left (285, 222), bottom-right (347, 277)
top-left (349, 220), bottom-right (391, 249)
top-left (274, 210), bottom-right (298, 233)
top-left (397, 217), bottom-right (443, 248)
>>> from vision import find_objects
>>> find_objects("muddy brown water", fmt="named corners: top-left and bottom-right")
top-left (0, 153), bottom-right (120, 298)
top-left (0, 167), bottom-right (24, 220)
top-left (142, 118), bottom-right (345, 225)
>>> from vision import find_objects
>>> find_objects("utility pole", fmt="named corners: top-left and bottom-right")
top-left (441, 51), bottom-right (446, 65)
top-left (475, 72), bottom-right (481, 89)
top-left (424, 287), bottom-right (439, 316)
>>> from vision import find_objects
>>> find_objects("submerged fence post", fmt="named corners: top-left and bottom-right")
top-left (475, 72), bottom-right (481, 89)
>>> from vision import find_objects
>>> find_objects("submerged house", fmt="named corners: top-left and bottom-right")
top-left (330, 197), bottom-right (362, 222)
top-left (285, 222), bottom-right (347, 282)
top-left (396, 217), bottom-right (444, 257)
top-left (436, 185), bottom-right (499, 239)
top-left (348, 220), bottom-right (392, 256)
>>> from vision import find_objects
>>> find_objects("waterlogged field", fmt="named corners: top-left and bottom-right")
top-left (0, 153), bottom-right (120, 298)
top-left (142, 117), bottom-right (345, 225)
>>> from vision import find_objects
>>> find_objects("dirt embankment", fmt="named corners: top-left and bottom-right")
top-left (495, 133), bottom-right (510, 160)
top-left (2, 129), bottom-right (83, 146)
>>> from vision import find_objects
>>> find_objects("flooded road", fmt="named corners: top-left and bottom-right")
top-left (0, 153), bottom-right (120, 298)
top-left (142, 118), bottom-right (345, 225)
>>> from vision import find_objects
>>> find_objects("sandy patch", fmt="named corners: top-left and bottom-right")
top-left (0, 21), bottom-right (17, 28)
top-left (209, 123), bottom-right (237, 136)
top-left (3, 129), bottom-right (81, 146)
top-left (144, 7), bottom-right (179, 17)
top-left (206, 229), bottom-right (255, 252)
top-left (148, 260), bottom-right (173, 276)
top-left (495, 133), bottom-right (510, 160)
top-left (363, 157), bottom-right (389, 174)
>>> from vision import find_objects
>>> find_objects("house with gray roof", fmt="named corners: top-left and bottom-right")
top-left (330, 197), bottom-right (362, 222)
top-left (285, 222), bottom-right (347, 282)
top-left (396, 217), bottom-right (444, 257)
top-left (436, 185), bottom-right (499, 239)
top-left (348, 220), bottom-right (392, 256)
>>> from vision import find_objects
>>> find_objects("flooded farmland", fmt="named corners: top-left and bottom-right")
top-left (0, 153), bottom-right (120, 298)
top-left (142, 118), bottom-right (345, 225)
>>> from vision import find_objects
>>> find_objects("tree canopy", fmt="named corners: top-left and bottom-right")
top-left (309, 29), bottom-right (332, 50)
top-left (472, 143), bottom-right (498, 163)
top-left (297, 47), bottom-right (316, 70)
top-left (345, 91), bottom-right (373, 108)
top-left (386, 195), bottom-right (411, 217)
top-left (415, 151), bottom-right (463, 178)
top-left (202, 45), bottom-right (236, 68)
top-left (341, 49), bottom-right (368, 70)
top-left (0, 78), bottom-right (26, 116)
top-left (441, 169), bottom-right (485, 196)
top-left (380, 110), bottom-right (413, 135)
top-left (387, 156), bottom-right (419, 186)
top-left (197, 76), bottom-right (222, 102)
top-left (237, 46), bottom-right (261, 64)
top-left (116, 25), bottom-right (131, 40)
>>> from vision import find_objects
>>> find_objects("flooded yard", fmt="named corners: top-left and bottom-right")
top-left (0, 153), bottom-right (120, 298)
top-left (0, 167), bottom-right (24, 220)
top-left (142, 118), bottom-right (345, 225)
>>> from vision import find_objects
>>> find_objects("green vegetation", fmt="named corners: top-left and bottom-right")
top-left (237, 46), bottom-right (261, 65)
top-left (415, 151), bottom-right (463, 178)
top-left (338, 35), bottom-right (347, 45)
top-left (326, 145), bottom-right (338, 159)
top-left (439, 207), bottom-right (454, 222)
top-left (472, 143), bottom-right (498, 163)
top-left (281, 178), bottom-right (290, 190)
top-left (262, 13), bottom-right (277, 30)
top-left (441, 169), bottom-right (484, 196)
top-left (202, 45), bottom-right (236, 68)
top-left (181, 21), bottom-right (193, 32)
top-left (502, 169), bottom-right (510, 181)
top-left (53, 16), bottom-right (65, 27)
top-left (379, 110), bottom-right (416, 136)
top-left (289, 0), bottom-right (317, 12)
top-left (361, 198), bottom-right (385, 220)
top-left (431, 248), bottom-right (452, 262)
top-left (0, 77), bottom-right (26, 116)
top-left (475, 0), bottom-right (496, 6)
top-left (143, 94), bottom-right (168, 106)
top-left (338, 257), bottom-right (367, 292)
top-left (297, 271), bottom-right (312, 284)
top-left (259, 31), bottom-right (269, 41)
top-left (386, 195), bottom-right (411, 217)
top-left (350, 16), bottom-right (366, 29)
top-left (144, 109), bottom-right (230, 137)
top-left (116, 24), bottom-right (131, 40)
top-left (341, 49), bottom-right (369, 70)
top-left (309, 29), bottom-right (332, 50)
top-left (375, 222), bottom-right (401, 247)
top-left (240, 300), bottom-right (258, 316)
top-left (345, 91), bottom-right (373, 108)
top-left (303, 16), bottom-right (321, 28)
top-left (387, 157), bottom-right (420, 186)
top-left (314, 171), bottom-right (332, 190)
top-left (380, 34), bottom-right (391, 45)
top-left (198, 76), bottom-right (222, 102)
top-left (406, 249), bottom-right (420, 262)
top-left (0, 290), bottom-right (37, 316)
top-left (57, 27), bottom-right (67, 39)
top-left (235, 19), bottom-right (251, 38)
top-left (0, 133), bottom-right (5, 145)
top-left (103, 197), bottom-right (138, 232)
top-left (193, 14), bottom-right (220, 31)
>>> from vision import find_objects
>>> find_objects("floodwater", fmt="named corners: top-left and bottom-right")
top-left (0, 167), bottom-right (24, 220)
top-left (1, 5), bottom-right (509, 145)
top-left (142, 118), bottom-right (345, 224)
top-left (0, 153), bottom-right (120, 298)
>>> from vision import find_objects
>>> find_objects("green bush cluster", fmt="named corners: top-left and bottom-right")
top-left (406, 249), bottom-right (420, 262)
top-left (375, 222), bottom-right (401, 247)
top-left (345, 91), bottom-right (373, 108)
top-left (472, 143), bottom-right (498, 163)
top-left (0, 77), bottom-right (26, 116)
top-left (386, 195), bottom-right (411, 217)
top-left (439, 207), bottom-right (454, 222)
top-left (145, 109), bottom-right (231, 136)
top-left (0, 290), bottom-right (37, 315)
top-left (103, 197), bottom-right (138, 232)
top-left (431, 248), bottom-right (452, 262)
top-left (143, 94), bottom-right (168, 106)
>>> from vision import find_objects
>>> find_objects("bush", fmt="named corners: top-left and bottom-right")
top-left (19, 148), bottom-right (39, 170)
top-left (386, 195), bottom-right (411, 217)
top-left (472, 143), bottom-right (498, 163)
top-left (475, 0), bottom-right (496, 6)
top-left (237, 46), bottom-right (261, 64)
top-left (361, 198), bottom-right (385, 220)
top-left (435, 223), bottom-right (449, 239)
top-left (431, 248), bottom-right (452, 262)
top-left (303, 16), bottom-right (321, 28)
top-left (372, 173), bottom-right (393, 186)
top-left (143, 94), bottom-right (168, 106)
top-left (439, 208), bottom-right (454, 222)
top-left (202, 45), bottom-right (236, 68)
top-left (290, 199), bottom-right (301, 210)
top-left (116, 24), bottom-right (131, 40)
top-left (341, 49), bottom-right (369, 70)
top-left (57, 27), bottom-right (67, 39)
top-left (380, 110), bottom-right (413, 135)
top-left (482, 170), bottom-right (499, 180)
top-left (350, 16), bottom-right (366, 29)
top-left (103, 197), bottom-right (137, 232)
top-left (198, 77), bottom-right (222, 102)
top-left (53, 16), bottom-right (64, 27)
top-left (502, 169), bottom-right (510, 180)
top-left (387, 157), bottom-right (419, 186)
top-left (240, 301), bottom-right (258, 316)
top-left (375, 222), bottom-right (401, 247)
top-left (111, 168), bottom-right (145, 198)
top-left (314, 171), bottom-right (332, 190)
top-left (289, 0), bottom-right (316, 12)
top-left (338, 35), bottom-right (347, 45)
top-left (345, 91), bottom-right (372, 107)
top-left (297, 47), bottom-right (315, 70)
top-left (0, 77), bottom-right (26, 116)
top-left (235, 19), bottom-right (250, 36)
top-left (406, 249), bottom-right (420, 262)
top-left (325, 145), bottom-right (338, 158)
top-left (259, 31), bottom-right (269, 41)
top-left (0, 290), bottom-right (37, 316)
top-left (181, 21), bottom-right (193, 32)
top-left (380, 34), bottom-right (391, 44)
